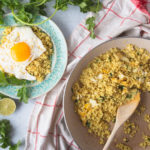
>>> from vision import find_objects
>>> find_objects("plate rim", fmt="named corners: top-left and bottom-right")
top-left (0, 13), bottom-right (68, 99)
top-left (63, 37), bottom-right (150, 149)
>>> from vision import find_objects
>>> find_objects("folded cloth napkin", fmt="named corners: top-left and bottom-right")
top-left (25, 0), bottom-right (150, 149)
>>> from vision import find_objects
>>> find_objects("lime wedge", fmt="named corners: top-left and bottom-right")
top-left (0, 98), bottom-right (16, 116)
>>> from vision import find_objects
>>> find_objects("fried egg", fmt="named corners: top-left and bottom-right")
top-left (0, 26), bottom-right (46, 80)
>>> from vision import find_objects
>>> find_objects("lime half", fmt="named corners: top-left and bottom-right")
top-left (0, 98), bottom-right (16, 116)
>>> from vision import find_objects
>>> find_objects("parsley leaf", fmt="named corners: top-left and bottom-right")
top-left (0, 71), bottom-right (9, 87)
top-left (0, 0), bottom-right (103, 34)
top-left (71, 0), bottom-right (102, 13)
top-left (54, 0), bottom-right (70, 11)
top-left (0, 71), bottom-right (29, 103)
top-left (0, 93), bottom-right (8, 99)
top-left (9, 140), bottom-right (21, 150)
top-left (86, 16), bottom-right (96, 39)
top-left (0, 119), bottom-right (11, 148)
top-left (0, 119), bottom-right (21, 150)
top-left (0, 71), bottom-right (27, 86)
top-left (17, 85), bottom-right (29, 104)
top-left (0, 8), bottom-right (4, 24)
top-left (6, 75), bottom-right (27, 86)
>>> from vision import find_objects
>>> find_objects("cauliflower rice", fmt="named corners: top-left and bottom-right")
top-left (72, 44), bottom-right (150, 144)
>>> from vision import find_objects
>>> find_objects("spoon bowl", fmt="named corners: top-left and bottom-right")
top-left (103, 92), bottom-right (140, 150)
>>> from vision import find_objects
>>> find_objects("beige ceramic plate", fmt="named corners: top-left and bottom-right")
top-left (63, 37), bottom-right (150, 150)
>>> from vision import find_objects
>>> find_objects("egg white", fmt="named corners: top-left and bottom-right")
top-left (0, 26), bottom-right (46, 80)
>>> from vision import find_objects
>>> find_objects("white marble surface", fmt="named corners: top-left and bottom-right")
top-left (0, 3), bottom-right (86, 150)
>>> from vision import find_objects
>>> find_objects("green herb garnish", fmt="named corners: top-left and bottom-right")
top-left (112, 118), bottom-right (116, 123)
top-left (71, 88), bottom-right (74, 93)
top-left (99, 96), bottom-right (105, 102)
top-left (71, 0), bottom-right (102, 13)
top-left (95, 58), bottom-right (100, 63)
top-left (0, 119), bottom-right (21, 150)
top-left (126, 94), bottom-right (132, 99)
top-left (17, 84), bottom-right (29, 104)
top-left (0, 119), bottom-right (11, 148)
top-left (0, 71), bottom-right (27, 86)
top-left (86, 121), bottom-right (90, 128)
top-left (0, 71), bottom-right (29, 103)
top-left (0, 71), bottom-right (9, 87)
top-left (88, 63), bottom-right (92, 67)
top-left (74, 99), bottom-right (78, 103)
top-left (0, 93), bottom-right (9, 99)
top-left (6, 75), bottom-right (27, 86)
top-left (9, 141), bottom-right (21, 150)
top-left (108, 56), bottom-right (112, 62)
top-left (0, 0), bottom-right (102, 39)
top-left (86, 16), bottom-right (96, 39)
top-left (109, 73), bottom-right (113, 77)
top-left (0, 0), bottom-right (102, 25)
top-left (118, 85), bottom-right (124, 91)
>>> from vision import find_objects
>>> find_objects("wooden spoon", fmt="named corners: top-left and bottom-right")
top-left (103, 92), bottom-right (140, 150)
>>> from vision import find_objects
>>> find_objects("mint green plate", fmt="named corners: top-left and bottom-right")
top-left (0, 14), bottom-right (68, 99)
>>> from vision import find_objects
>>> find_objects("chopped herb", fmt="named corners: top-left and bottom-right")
top-left (95, 58), bottom-right (100, 63)
top-left (99, 96), bottom-right (105, 102)
top-left (109, 73), bottom-right (113, 77)
top-left (118, 85), bottom-right (124, 91)
top-left (71, 88), bottom-right (74, 93)
top-left (112, 118), bottom-right (116, 123)
top-left (126, 94), bottom-right (132, 99)
top-left (108, 56), bottom-right (112, 62)
top-left (139, 63), bottom-right (143, 66)
top-left (86, 121), bottom-right (90, 128)
top-left (88, 64), bottom-right (91, 67)
top-left (74, 99), bottom-right (78, 103)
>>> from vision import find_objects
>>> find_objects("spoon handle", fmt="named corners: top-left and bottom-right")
top-left (103, 123), bottom-right (120, 150)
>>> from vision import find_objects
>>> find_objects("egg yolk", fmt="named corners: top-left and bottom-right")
top-left (11, 42), bottom-right (31, 62)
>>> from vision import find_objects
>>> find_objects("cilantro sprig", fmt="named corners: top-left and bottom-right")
top-left (0, 0), bottom-right (102, 38)
top-left (0, 93), bottom-right (9, 99)
top-left (71, 0), bottom-right (102, 13)
top-left (17, 85), bottom-right (29, 104)
top-left (0, 71), bottom-right (27, 86)
top-left (0, 71), bottom-right (29, 103)
top-left (0, 71), bottom-right (8, 87)
top-left (86, 16), bottom-right (96, 39)
top-left (0, 119), bottom-right (21, 150)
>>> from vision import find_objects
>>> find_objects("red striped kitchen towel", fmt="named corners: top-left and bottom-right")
top-left (25, 0), bottom-right (150, 149)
